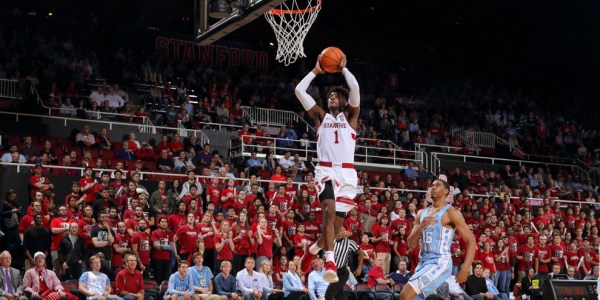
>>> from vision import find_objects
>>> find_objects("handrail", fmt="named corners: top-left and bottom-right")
top-left (241, 106), bottom-right (297, 127)
top-left (0, 78), bottom-right (22, 99)
top-left (430, 151), bottom-right (590, 180)
top-left (494, 134), bottom-right (527, 157)
top-left (453, 129), bottom-right (491, 148)
top-left (41, 102), bottom-right (156, 128)
top-left (230, 134), bottom-right (423, 169)
top-left (177, 121), bottom-right (209, 146)
top-left (414, 143), bottom-right (464, 172)
top-left (241, 106), bottom-right (315, 134)
top-left (3, 162), bottom-right (591, 208)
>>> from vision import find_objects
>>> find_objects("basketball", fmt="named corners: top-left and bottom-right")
top-left (318, 47), bottom-right (345, 73)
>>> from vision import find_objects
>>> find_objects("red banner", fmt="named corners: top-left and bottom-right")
top-left (155, 37), bottom-right (269, 72)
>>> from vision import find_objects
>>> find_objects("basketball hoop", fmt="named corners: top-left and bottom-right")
top-left (265, 0), bottom-right (322, 66)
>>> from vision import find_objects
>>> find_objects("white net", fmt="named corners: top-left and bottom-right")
top-left (265, 0), bottom-right (322, 66)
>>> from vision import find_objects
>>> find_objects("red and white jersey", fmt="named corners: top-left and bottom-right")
top-left (317, 112), bottom-right (356, 163)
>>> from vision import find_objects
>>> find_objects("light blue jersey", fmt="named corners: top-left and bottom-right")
top-left (418, 204), bottom-right (455, 262)
top-left (408, 204), bottom-right (455, 299)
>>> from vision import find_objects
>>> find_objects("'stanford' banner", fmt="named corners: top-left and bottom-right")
top-left (156, 37), bottom-right (269, 72)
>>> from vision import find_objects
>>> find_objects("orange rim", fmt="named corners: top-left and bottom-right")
top-left (267, 0), bottom-right (322, 16)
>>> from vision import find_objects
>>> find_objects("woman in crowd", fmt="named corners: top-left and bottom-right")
top-left (232, 211), bottom-right (254, 275)
top-left (494, 239), bottom-right (511, 295)
top-left (255, 217), bottom-right (282, 270)
top-left (259, 260), bottom-right (284, 300)
top-left (214, 221), bottom-right (234, 269)
top-left (282, 260), bottom-right (307, 300)
top-left (273, 255), bottom-right (288, 282)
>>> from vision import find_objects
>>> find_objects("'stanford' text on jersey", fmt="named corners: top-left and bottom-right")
top-left (317, 112), bottom-right (356, 163)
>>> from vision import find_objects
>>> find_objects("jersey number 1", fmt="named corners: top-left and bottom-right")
top-left (334, 130), bottom-right (339, 144)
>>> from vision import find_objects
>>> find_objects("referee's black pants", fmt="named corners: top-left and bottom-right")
top-left (325, 267), bottom-right (349, 300)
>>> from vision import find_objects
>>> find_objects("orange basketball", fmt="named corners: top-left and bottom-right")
top-left (318, 47), bottom-right (345, 73)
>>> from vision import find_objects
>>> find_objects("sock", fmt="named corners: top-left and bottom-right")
top-left (325, 251), bottom-right (335, 263)
top-left (309, 243), bottom-right (322, 255)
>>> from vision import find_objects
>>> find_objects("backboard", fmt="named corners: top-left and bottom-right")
top-left (194, 0), bottom-right (285, 45)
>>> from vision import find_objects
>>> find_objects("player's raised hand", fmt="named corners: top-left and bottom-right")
top-left (339, 54), bottom-right (347, 70)
top-left (313, 57), bottom-right (325, 75)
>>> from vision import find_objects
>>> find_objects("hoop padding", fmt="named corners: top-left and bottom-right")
top-left (265, 0), bottom-right (322, 66)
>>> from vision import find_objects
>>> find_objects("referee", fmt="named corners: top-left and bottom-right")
top-left (324, 227), bottom-right (365, 300)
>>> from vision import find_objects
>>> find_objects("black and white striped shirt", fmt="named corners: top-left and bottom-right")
top-left (333, 237), bottom-right (360, 268)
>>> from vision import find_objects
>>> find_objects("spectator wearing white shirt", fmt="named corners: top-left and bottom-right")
top-left (236, 258), bottom-right (268, 300)
top-left (59, 98), bottom-right (76, 117)
top-left (0, 145), bottom-right (26, 163)
top-left (76, 125), bottom-right (99, 149)
top-left (78, 255), bottom-right (123, 300)
top-left (89, 87), bottom-right (106, 106)
top-left (107, 87), bottom-right (125, 108)
top-left (277, 151), bottom-right (294, 172)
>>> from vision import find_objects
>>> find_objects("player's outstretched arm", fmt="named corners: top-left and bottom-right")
top-left (449, 207), bottom-right (476, 284)
top-left (339, 56), bottom-right (360, 108)
top-left (294, 60), bottom-right (325, 120)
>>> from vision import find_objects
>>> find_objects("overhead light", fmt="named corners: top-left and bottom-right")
top-left (209, 0), bottom-right (232, 19)
top-left (48, 12), bottom-right (53, 16)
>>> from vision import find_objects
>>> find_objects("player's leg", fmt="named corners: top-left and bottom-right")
top-left (322, 197), bottom-right (336, 251)
top-left (301, 180), bottom-right (334, 274)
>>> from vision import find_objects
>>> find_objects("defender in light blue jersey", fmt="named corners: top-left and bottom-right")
top-left (400, 179), bottom-right (477, 300)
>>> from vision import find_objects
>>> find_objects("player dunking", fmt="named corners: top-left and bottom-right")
top-left (400, 179), bottom-right (476, 300)
top-left (294, 55), bottom-right (359, 283)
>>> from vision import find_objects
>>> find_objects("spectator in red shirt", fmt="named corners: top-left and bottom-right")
top-left (515, 235), bottom-right (537, 281)
top-left (535, 235), bottom-right (552, 275)
top-left (564, 241), bottom-right (582, 278)
top-left (215, 221), bottom-right (235, 266)
top-left (272, 185), bottom-right (292, 218)
top-left (130, 219), bottom-right (151, 278)
top-left (231, 211), bottom-right (254, 275)
top-left (480, 242), bottom-right (496, 280)
top-left (115, 253), bottom-right (154, 300)
top-left (550, 234), bottom-right (567, 272)
top-left (493, 239), bottom-right (511, 295)
top-left (367, 257), bottom-right (394, 300)
top-left (220, 179), bottom-right (238, 211)
top-left (150, 216), bottom-right (173, 284)
top-left (254, 217), bottom-right (282, 271)
top-left (173, 214), bottom-right (200, 264)
top-left (80, 167), bottom-right (97, 204)
top-left (237, 123), bottom-right (254, 145)
top-left (371, 215), bottom-right (393, 274)
top-left (170, 134), bottom-right (184, 153)
top-left (197, 213), bottom-right (217, 270)
top-left (29, 164), bottom-right (54, 199)
top-left (112, 221), bottom-right (131, 270)
top-left (279, 209), bottom-right (297, 249)
top-left (50, 205), bottom-right (71, 274)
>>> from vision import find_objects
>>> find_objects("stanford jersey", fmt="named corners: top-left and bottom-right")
top-left (316, 113), bottom-right (356, 163)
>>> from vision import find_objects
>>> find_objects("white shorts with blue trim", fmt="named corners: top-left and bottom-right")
top-left (407, 257), bottom-right (452, 299)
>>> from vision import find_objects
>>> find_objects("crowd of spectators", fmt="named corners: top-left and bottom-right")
top-left (2, 16), bottom-right (600, 300)
top-left (3, 24), bottom-right (600, 170)
top-left (1, 122), bottom-right (600, 300)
